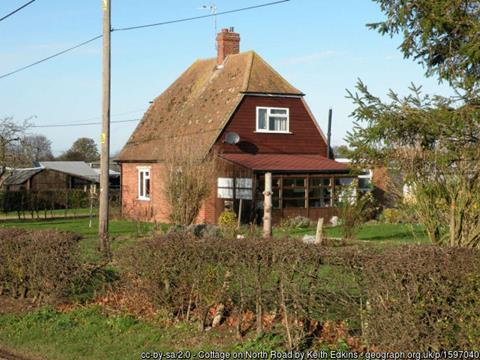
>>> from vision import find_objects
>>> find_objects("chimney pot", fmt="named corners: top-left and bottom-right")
top-left (216, 27), bottom-right (240, 65)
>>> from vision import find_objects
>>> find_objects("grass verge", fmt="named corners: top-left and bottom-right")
top-left (0, 306), bottom-right (285, 360)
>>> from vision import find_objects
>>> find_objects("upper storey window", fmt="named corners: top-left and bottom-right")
top-left (256, 107), bottom-right (290, 133)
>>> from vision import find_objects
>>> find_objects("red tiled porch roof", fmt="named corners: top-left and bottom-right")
top-left (219, 153), bottom-right (349, 172)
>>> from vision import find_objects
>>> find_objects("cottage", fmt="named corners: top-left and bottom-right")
top-left (117, 28), bottom-right (354, 224)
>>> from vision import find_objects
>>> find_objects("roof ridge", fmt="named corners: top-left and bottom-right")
top-left (247, 52), bottom-right (302, 95)
top-left (241, 50), bottom-right (255, 92)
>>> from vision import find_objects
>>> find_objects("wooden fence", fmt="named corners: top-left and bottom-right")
top-left (0, 189), bottom-right (120, 219)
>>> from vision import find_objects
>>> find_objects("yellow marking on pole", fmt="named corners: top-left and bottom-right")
top-left (101, 132), bottom-right (106, 144)
top-left (102, 0), bottom-right (108, 11)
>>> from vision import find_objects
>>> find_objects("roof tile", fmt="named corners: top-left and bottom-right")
top-left (117, 51), bottom-right (302, 162)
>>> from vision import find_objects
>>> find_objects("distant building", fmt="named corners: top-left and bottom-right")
top-left (0, 161), bottom-right (120, 192)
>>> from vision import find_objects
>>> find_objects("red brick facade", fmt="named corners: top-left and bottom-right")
top-left (121, 162), bottom-right (216, 223)
top-left (121, 163), bottom-right (168, 222)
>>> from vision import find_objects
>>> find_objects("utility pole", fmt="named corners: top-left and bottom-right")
top-left (327, 108), bottom-right (333, 159)
top-left (99, 0), bottom-right (111, 253)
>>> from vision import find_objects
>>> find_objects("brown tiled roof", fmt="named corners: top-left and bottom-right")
top-left (117, 51), bottom-right (302, 162)
top-left (220, 153), bottom-right (349, 172)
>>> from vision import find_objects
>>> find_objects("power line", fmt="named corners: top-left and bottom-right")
top-left (0, 0), bottom-right (291, 80)
top-left (31, 118), bottom-right (140, 128)
top-left (113, 0), bottom-right (290, 32)
top-left (0, 35), bottom-right (102, 80)
top-left (0, 0), bottom-right (36, 22)
top-left (68, 108), bottom-right (146, 123)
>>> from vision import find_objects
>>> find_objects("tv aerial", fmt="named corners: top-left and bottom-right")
top-left (199, 3), bottom-right (217, 51)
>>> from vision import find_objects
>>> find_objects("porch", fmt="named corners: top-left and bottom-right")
top-left (216, 153), bottom-right (355, 224)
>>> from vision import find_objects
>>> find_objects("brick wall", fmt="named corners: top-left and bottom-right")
top-left (121, 163), bottom-right (170, 223)
top-left (121, 162), bottom-right (218, 224)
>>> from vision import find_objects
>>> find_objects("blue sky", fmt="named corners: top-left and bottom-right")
top-left (0, 0), bottom-right (453, 156)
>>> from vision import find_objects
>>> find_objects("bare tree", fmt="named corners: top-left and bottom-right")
top-left (17, 134), bottom-right (54, 163)
top-left (163, 138), bottom-right (216, 226)
top-left (0, 117), bottom-right (31, 173)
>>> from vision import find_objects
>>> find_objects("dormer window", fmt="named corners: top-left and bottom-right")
top-left (256, 107), bottom-right (290, 133)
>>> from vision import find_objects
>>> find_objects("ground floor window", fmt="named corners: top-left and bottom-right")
top-left (258, 175), bottom-right (355, 209)
top-left (138, 167), bottom-right (151, 200)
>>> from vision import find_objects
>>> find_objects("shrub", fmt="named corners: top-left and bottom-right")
top-left (350, 245), bottom-right (480, 350)
top-left (337, 183), bottom-right (375, 240)
top-left (381, 208), bottom-right (402, 223)
top-left (218, 211), bottom-right (237, 231)
top-left (279, 216), bottom-right (311, 230)
top-left (0, 228), bottom-right (83, 303)
top-left (117, 234), bottom-right (360, 347)
top-left (117, 235), bottom-right (480, 350)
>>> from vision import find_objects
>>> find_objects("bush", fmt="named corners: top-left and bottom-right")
top-left (116, 233), bottom-right (480, 350)
top-left (117, 234), bottom-right (360, 348)
top-left (337, 185), bottom-right (375, 240)
top-left (0, 228), bottom-right (83, 303)
top-left (380, 208), bottom-right (402, 223)
top-left (218, 211), bottom-right (237, 231)
top-left (350, 245), bottom-right (480, 350)
top-left (279, 216), bottom-right (311, 230)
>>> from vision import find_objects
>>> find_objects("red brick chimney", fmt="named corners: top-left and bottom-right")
top-left (216, 27), bottom-right (240, 65)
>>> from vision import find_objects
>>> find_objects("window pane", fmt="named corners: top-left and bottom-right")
top-left (145, 178), bottom-right (150, 197)
top-left (309, 187), bottom-right (331, 198)
top-left (270, 108), bottom-right (287, 115)
top-left (258, 109), bottom-right (267, 129)
top-left (335, 178), bottom-right (354, 186)
top-left (269, 116), bottom-right (287, 131)
top-left (309, 198), bottom-right (331, 208)
top-left (310, 178), bottom-right (331, 187)
top-left (283, 178), bottom-right (305, 187)
top-left (283, 188), bottom-right (305, 198)
top-left (273, 198), bottom-right (280, 209)
top-left (284, 199), bottom-right (305, 208)
top-left (139, 172), bottom-right (144, 197)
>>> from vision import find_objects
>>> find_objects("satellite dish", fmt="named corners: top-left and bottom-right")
top-left (224, 132), bottom-right (240, 145)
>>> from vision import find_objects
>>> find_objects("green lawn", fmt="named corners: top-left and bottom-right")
top-left (0, 307), bottom-right (285, 360)
top-left (0, 217), bottom-right (427, 244)
top-left (0, 218), bottom-right (429, 263)
top-left (0, 218), bottom-right (428, 358)
top-left (276, 223), bottom-right (429, 244)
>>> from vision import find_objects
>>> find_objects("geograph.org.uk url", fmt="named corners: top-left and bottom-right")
top-left (139, 351), bottom-right (480, 360)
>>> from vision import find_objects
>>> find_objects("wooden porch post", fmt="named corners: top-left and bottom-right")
top-left (263, 172), bottom-right (272, 239)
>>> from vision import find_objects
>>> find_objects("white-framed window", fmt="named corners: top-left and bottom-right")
top-left (256, 106), bottom-right (290, 133)
top-left (138, 167), bottom-right (151, 200)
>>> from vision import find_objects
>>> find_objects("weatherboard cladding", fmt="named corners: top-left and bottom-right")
top-left (116, 51), bottom-right (302, 162)
top-left (216, 96), bottom-right (328, 156)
